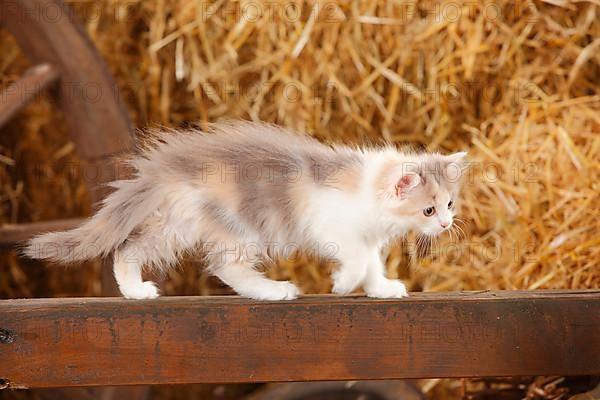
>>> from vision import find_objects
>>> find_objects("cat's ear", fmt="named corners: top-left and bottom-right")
top-left (394, 172), bottom-right (421, 198)
top-left (444, 152), bottom-right (468, 182)
top-left (446, 151), bottom-right (467, 165)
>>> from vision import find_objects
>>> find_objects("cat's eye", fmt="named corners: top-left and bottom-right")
top-left (423, 207), bottom-right (435, 217)
top-left (448, 200), bottom-right (454, 209)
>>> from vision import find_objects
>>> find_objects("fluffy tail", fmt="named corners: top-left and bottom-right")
top-left (22, 177), bottom-right (164, 263)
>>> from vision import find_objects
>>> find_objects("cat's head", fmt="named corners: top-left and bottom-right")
top-left (379, 152), bottom-right (467, 236)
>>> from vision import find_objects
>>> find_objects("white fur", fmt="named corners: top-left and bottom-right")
top-left (113, 248), bottom-right (160, 299)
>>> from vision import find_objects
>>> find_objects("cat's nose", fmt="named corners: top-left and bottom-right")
top-left (440, 222), bottom-right (449, 229)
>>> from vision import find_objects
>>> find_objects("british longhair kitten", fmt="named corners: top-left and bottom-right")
top-left (24, 121), bottom-right (467, 300)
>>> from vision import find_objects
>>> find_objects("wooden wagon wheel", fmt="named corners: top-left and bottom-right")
top-left (0, 1), bottom-right (147, 398)
top-left (0, 0), bottom-right (133, 273)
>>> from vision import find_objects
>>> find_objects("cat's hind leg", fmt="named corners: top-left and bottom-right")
top-left (211, 260), bottom-right (300, 300)
top-left (113, 245), bottom-right (160, 299)
top-left (111, 205), bottom-right (201, 300)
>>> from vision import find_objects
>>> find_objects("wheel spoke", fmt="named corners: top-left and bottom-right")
top-left (0, 217), bottom-right (84, 246)
top-left (0, 63), bottom-right (59, 128)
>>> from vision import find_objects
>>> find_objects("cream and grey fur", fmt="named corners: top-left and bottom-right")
top-left (24, 121), bottom-right (467, 300)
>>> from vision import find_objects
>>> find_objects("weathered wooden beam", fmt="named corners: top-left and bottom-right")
top-left (0, 290), bottom-right (598, 389)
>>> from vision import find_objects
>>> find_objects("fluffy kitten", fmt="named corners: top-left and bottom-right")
top-left (24, 121), bottom-right (466, 300)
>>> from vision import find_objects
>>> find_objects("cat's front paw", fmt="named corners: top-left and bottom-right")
top-left (120, 281), bottom-right (160, 300)
top-left (252, 281), bottom-right (300, 301)
top-left (365, 279), bottom-right (409, 298)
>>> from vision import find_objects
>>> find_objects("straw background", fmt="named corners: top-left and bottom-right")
top-left (0, 0), bottom-right (598, 398)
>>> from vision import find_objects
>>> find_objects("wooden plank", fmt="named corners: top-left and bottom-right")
top-left (0, 290), bottom-right (598, 388)
top-left (0, 218), bottom-right (85, 246)
top-left (0, 63), bottom-right (59, 128)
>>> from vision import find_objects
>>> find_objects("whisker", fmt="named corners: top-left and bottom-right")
top-left (453, 217), bottom-right (468, 230)
top-left (453, 227), bottom-right (460, 241)
top-left (457, 227), bottom-right (465, 241)
top-left (448, 226), bottom-right (456, 242)
top-left (429, 234), bottom-right (437, 259)
top-left (457, 226), bottom-right (465, 241)
top-left (411, 235), bottom-right (421, 263)
top-left (454, 224), bottom-right (466, 240)
top-left (417, 234), bottom-right (431, 259)
top-left (415, 235), bottom-right (426, 258)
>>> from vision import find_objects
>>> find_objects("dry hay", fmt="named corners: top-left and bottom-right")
top-left (0, 0), bottom-right (599, 398)
top-left (72, 0), bottom-right (599, 293)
